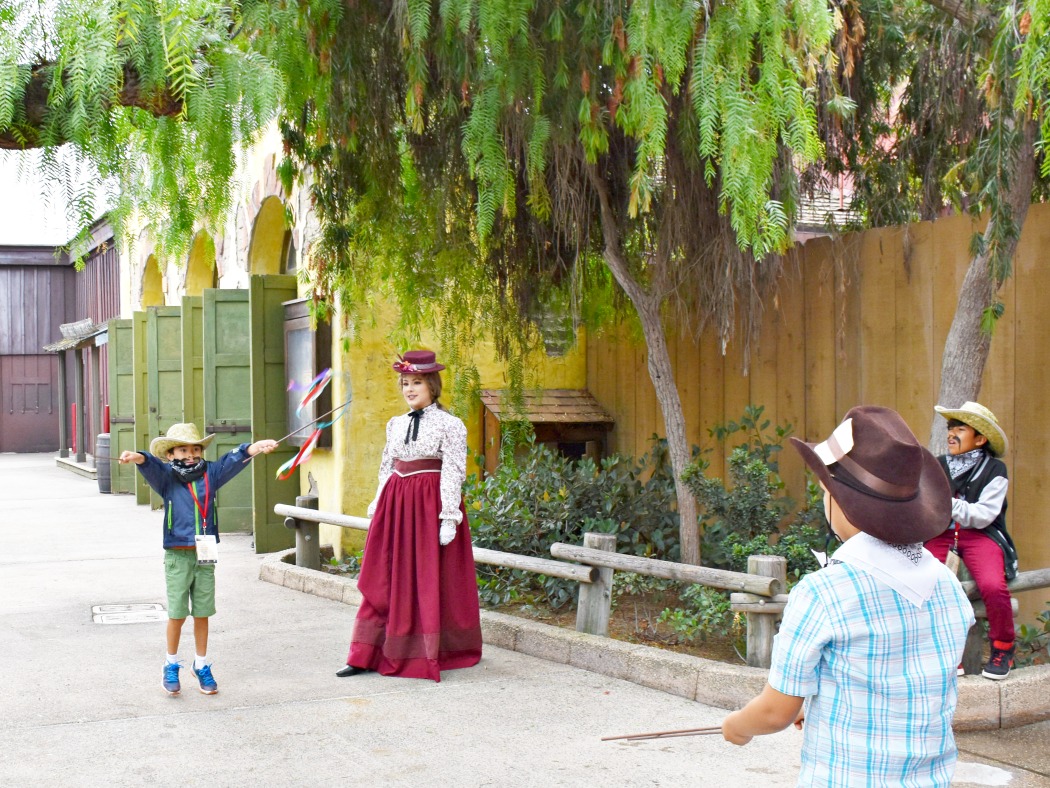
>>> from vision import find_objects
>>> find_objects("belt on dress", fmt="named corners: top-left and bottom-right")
top-left (393, 458), bottom-right (443, 476)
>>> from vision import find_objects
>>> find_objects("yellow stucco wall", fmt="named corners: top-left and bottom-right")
top-left (304, 302), bottom-right (588, 558)
top-left (184, 232), bottom-right (217, 295)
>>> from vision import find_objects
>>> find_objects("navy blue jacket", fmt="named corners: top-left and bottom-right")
top-left (137, 444), bottom-right (253, 548)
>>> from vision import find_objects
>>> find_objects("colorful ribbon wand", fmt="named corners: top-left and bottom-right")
top-left (269, 397), bottom-right (353, 478)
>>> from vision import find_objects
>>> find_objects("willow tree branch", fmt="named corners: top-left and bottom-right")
top-left (920, 0), bottom-right (992, 33)
top-left (0, 63), bottom-right (182, 150)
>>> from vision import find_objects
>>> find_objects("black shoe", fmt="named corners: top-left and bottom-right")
top-left (336, 665), bottom-right (371, 677)
top-left (982, 644), bottom-right (1015, 680)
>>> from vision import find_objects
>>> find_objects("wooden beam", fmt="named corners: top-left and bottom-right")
top-left (960, 567), bottom-right (1050, 601)
top-left (274, 504), bottom-right (597, 584)
top-left (550, 542), bottom-right (782, 597)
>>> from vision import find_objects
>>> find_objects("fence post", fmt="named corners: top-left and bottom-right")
top-left (576, 532), bottom-right (616, 636)
top-left (745, 555), bottom-right (787, 668)
top-left (292, 493), bottom-right (320, 570)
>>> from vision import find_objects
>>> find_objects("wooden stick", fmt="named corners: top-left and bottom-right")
top-left (601, 725), bottom-right (723, 742)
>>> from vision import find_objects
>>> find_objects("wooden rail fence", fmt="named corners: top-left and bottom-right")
top-left (276, 496), bottom-right (1050, 671)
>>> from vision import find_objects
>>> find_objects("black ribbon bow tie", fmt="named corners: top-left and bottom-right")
top-left (405, 409), bottom-right (424, 443)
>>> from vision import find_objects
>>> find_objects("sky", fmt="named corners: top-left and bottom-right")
top-left (0, 151), bottom-right (79, 246)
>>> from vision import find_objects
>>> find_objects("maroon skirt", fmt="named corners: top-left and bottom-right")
top-left (347, 459), bottom-right (482, 681)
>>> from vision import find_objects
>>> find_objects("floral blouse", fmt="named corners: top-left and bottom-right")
top-left (367, 402), bottom-right (468, 525)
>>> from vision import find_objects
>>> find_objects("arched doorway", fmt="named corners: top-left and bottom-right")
top-left (141, 255), bottom-right (164, 306)
top-left (247, 196), bottom-right (292, 276)
top-left (185, 232), bottom-right (217, 296)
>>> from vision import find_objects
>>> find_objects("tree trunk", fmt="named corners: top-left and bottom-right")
top-left (931, 118), bottom-right (1035, 450)
top-left (587, 165), bottom-right (701, 564)
top-left (634, 293), bottom-right (701, 565)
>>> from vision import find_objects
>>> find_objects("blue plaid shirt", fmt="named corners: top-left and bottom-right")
top-left (768, 561), bottom-right (974, 787)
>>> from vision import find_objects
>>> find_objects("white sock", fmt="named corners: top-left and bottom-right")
top-left (194, 655), bottom-right (208, 670)
top-left (166, 654), bottom-right (180, 665)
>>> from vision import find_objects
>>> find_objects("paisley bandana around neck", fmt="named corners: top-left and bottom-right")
top-left (946, 447), bottom-right (985, 478)
top-left (890, 542), bottom-right (926, 565)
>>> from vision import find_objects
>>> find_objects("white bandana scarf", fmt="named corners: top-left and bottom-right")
top-left (829, 532), bottom-right (946, 608)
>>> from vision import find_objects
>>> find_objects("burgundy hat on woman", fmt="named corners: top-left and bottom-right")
top-left (790, 405), bottom-right (951, 544)
top-left (392, 350), bottom-right (445, 374)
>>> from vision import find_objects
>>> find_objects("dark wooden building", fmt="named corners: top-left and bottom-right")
top-left (0, 244), bottom-right (74, 452)
top-left (0, 223), bottom-right (120, 454)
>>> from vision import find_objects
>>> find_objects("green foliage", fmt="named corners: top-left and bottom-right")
top-left (818, 1), bottom-right (1050, 335)
top-left (658, 584), bottom-right (742, 645)
top-left (682, 405), bottom-right (826, 575)
top-left (1, 0), bottom-right (340, 263)
top-left (655, 406), bottom-right (826, 644)
top-left (464, 438), bottom-right (679, 609)
top-left (1015, 602), bottom-right (1050, 668)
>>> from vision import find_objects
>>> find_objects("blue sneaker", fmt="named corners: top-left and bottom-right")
top-left (193, 663), bottom-right (218, 695)
top-left (163, 662), bottom-right (182, 695)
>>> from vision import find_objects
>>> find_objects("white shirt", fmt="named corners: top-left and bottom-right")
top-left (367, 402), bottom-right (468, 525)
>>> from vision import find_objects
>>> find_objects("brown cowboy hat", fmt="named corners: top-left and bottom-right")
top-left (790, 405), bottom-right (951, 544)
top-left (149, 422), bottom-right (216, 457)
top-left (392, 350), bottom-right (445, 374)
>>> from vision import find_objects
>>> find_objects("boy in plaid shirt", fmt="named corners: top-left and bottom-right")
top-left (722, 406), bottom-right (974, 787)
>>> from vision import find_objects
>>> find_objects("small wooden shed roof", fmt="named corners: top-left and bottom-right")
top-left (480, 389), bottom-right (614, 428)
top-left (42, 318), bottom-right (106, 352)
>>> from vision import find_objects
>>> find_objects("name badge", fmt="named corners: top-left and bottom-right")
top-left (945, 548), bottom-right (961, 577)
top-left (195, 534), bottom-right (219, 565)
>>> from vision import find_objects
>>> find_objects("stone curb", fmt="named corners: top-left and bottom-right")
top-left (260, 550), bottom-right (1050, 730)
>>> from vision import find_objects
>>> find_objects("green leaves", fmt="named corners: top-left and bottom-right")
top-left (1, 0), bottom-right (339, 264)
top-left (464, 438), bottom-right (681, 608)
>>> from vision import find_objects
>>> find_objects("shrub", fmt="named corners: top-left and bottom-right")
top-left (682, 405), bottom-right (828, 580)
top-left (464, 438), bottom-right (679, 609)
top-left (665, 406), bottom-right (828, 644)
top-left (1016, 602), bottom-right (1050, 668)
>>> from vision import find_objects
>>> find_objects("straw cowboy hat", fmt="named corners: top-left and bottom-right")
top-left (790, 405), bottom-right (951, 544)
top-left (934, 401), bottom-right (1008, 457)
top-left (392, 350), bottom-right (445, 374)
top-left (150, 423), bottom-right (216, 457)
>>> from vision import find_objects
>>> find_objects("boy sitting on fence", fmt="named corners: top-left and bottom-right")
top-left (722, 406), bottom-right (974, 787)
top-left (925, 401), bottom-right (1018, 679)
top-left (119, 423), bottom-right (277, 696)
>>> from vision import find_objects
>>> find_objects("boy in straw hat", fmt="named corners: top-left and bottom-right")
top-left (925, 401), bottom-right (1018, 679)
top-left (119, 424), bottom-right (277, 695)
top-left (722, 406), bottom-right (974, 787)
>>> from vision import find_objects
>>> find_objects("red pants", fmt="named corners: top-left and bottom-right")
top-left (926, 529), bottom-right (1014, 644)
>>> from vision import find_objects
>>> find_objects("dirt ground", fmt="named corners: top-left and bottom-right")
top-left (490, 592), bottom-right (745, 665)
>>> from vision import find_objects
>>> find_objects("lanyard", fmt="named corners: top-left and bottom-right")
top-left (951, 456), bottom-right (989, 550)
top-left (189, 474), bottom-right (210, 535)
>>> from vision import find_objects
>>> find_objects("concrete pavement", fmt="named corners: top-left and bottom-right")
top-left (1, 453), bottom-right (1046, 787)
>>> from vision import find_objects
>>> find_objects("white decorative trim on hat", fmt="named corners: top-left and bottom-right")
top-left (813, 418), bottom-right (854, 466)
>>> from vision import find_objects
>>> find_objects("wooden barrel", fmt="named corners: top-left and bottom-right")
top-left (96, 433), bottom-right (111, 494)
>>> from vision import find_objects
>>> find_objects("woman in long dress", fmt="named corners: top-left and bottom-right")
top-left (337, 350), bottom-right (482, 681)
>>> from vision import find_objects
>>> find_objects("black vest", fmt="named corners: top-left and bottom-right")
top-left (937, 454), bottom-right (1018, 580)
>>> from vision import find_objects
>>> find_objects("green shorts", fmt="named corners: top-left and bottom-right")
top-left (164, 549), bottom-right (216, 619)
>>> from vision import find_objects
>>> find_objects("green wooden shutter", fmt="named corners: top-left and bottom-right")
top-left (203, 289), bottom-right (253, 532)
top-left (147, 306), bottom-right (184, 510)
top-left (133, 312), bottom-right (150, 505)
top-left (249, 274), bottom-right (297, 553)
top-left (181, 295), bottom-right (205, 435)
top-left (106, 319), bottom-right (136, 494)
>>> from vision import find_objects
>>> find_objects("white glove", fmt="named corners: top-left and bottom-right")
top-left (439, 520), bottom-right (457, 546)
